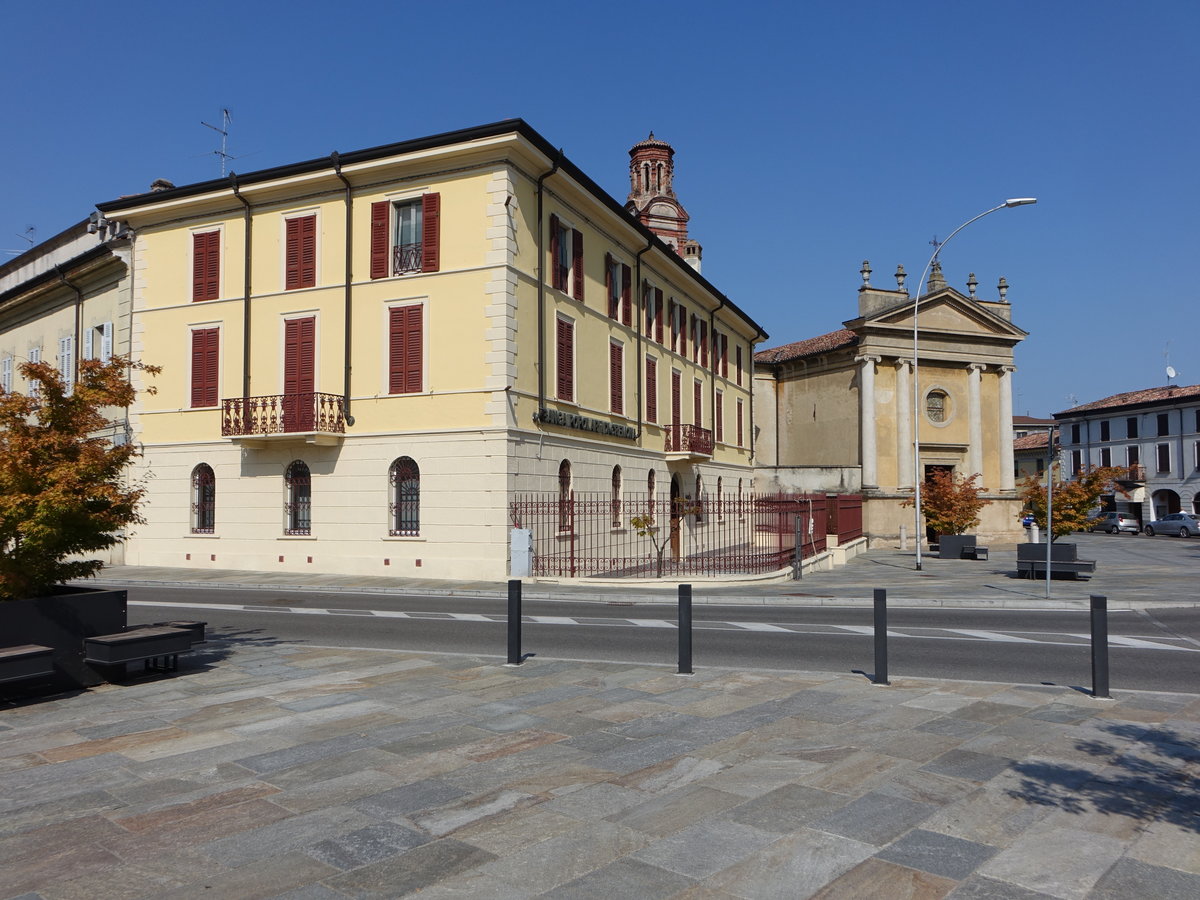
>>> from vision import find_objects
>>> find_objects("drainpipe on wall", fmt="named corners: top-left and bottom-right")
top-left (707, 297), bottom-right (726, 440)
top-left (330, 152), bottom-right (356, 427)
top-left (749, 326), bottom-right (765, 461)
top-left (58, 267), bottom-right (83, 385)
top-left (230, 173), bottom-right (253, 400)
top-left (633, 242), bottom-right (652, 440)
top-left (535, 152), bottom-right (562, 414)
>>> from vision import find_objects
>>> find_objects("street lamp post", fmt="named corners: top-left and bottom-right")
top-left (912, 198), bottom-right (1036, 570)
top-left (1045, 424), bottom-right (1055, 598)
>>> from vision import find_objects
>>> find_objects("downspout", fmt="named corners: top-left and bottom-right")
top-left (633, 242), bottom-right (652, 439)
top-left (707, 296), bottom-right (726, 440)
top-left (535, 152), bottom-right (562, 414)
top-left (58, 267), bottom-right (83, 384)
top-left (331, 152), bottom-right (355, 426)
top-left (749, 326), bottom-right (766, 461)
top-left (230, 173), bottom-right (253, 400)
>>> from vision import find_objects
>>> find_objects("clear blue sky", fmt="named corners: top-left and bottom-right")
top-left (4, 1), bottom-right (1196, 417)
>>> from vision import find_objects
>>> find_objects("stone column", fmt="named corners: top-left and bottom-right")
top-left (998, 365), bottom-right (1016, 491)
top-left (968, 364), bottom-right (984, 481)
top-left (857, 355), bottom-right (880, 489)
top-left (896, 359), bottom-right (913, 489)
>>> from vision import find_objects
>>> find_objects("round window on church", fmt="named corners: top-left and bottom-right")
top-left (926, 389), bottom-right (950, 424)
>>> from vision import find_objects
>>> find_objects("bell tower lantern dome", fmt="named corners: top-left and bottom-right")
top-left (625, 133), bottom-right (703, 273)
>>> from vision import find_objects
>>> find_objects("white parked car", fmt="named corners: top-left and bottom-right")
top-left (1143, 513), bottom-right (1200, 538)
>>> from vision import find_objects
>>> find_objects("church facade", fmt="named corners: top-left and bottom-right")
top-left (754, 262), bottom-right (1028, 546)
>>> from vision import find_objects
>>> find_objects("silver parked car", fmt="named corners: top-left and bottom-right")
top-left (1086, 511), bottom-right (1141, 534)
top-left (1143, 512), bottom-right (1200, 537)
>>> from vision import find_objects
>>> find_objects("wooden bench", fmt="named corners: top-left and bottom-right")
top-left (1016, 543), bottom-right (1096, 580)
top-left (0, 644), bottom-right (55, 685)
top-left (83, 626), bottom-right (195, 672)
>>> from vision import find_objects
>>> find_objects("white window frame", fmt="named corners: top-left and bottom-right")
top-left (1156, 443), bottom-right (1171, 474)
top-left (58, 335), bottom-right (74, 392)
top-left (1, 356), bottom-right (11, 393)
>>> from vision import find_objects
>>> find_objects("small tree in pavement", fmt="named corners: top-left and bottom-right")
top-left (1018, 465), bottom-right (1130, 541)
top-left (901, 470), bottom-right (991, 537)
top-left (0, 356), bottom-right (158, 599)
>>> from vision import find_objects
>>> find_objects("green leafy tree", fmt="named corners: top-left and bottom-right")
top-left (901, 470), bottom-right (991, 536)
top-left (0, 356), bottom-right (158, 599)
top-left (1018, 466), bottom-right (1130, 541)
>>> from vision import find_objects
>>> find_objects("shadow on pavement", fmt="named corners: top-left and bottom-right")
top-left (1007, 722), bottom-right (1200, 834)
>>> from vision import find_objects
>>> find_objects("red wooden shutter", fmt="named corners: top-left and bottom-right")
top-left (621, 265), bottom-right (632, 326)
top-left (693, 380), bottom-right (702, 424)
top-left (193, 232), bottom-right (219, 301)
top-left (549, 215), bottom-right (561, 290)
top-left (605, 254), bottom-right (614, 318)
top-left (609, 342), bottom-right (623, 414)
top-left (701, 322), bottom-right (709, 367)
top-left (737, 399), bottom-right (744, 446)
top-left (389, 306), bottom-right (423, 394)
top-left (190, 328), bottom-right (218, 407)
top-left (421, 193), bottom-right (440, 273)
top-left (645, 357), bottom-right (657, 423)
top-left (715, 392), bottom-right (724, 442)
top-left (671, 370), bottom-right (681, 426)
top-left (736, 345), bottom-right (743, 385)
top-left (572, 230), bottom-right (584, 300)
top-left (556, 317), bottom-right (573, 401)
top-left (370, 201), bottom-right (390, 279)
top-left (286, 216), bottom-right (317, 289)
top-left (668, 300), bottom-right (676, 350)
top-left (654, 288), bottom-right (664, 344)
top-left (285, 317), bottom-right (316, 394)
top-left (721, 334), bottom-right (729, 377)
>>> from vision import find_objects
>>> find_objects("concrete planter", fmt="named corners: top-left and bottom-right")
top-left (0, 588), bottom-right (128, 690)
top-left (937, 534), bottom-right (977, 559)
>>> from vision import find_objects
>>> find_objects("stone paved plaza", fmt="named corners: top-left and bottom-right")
top-left (2, 636), bottom-right (1198, 899)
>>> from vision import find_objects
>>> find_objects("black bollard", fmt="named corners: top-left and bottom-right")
top-left (678, 584), bottom-right (693, 675)
top-left (873, 588), bottom-right (890, 685)
top-left (1090, 594), bottom-right (1110, 699)
top-left (507, 579), bottom-right (523, 665)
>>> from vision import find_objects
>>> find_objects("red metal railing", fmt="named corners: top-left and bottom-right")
top-left (664, 424), bottom-right (713, 456)
top-left (222, 392), bottom-right (346, 437)
top-left (510, 491), bottom-right (837, 579)
top-left (827, 494), bottom-right (863, 542)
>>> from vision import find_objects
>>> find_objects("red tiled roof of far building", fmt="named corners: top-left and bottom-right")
top-left (1013, 431), bottom-right (1052, 451)
top-left (755, 329), bottom-right (858, 365)
top-left (1056, 384), bottom-right (1200, 416)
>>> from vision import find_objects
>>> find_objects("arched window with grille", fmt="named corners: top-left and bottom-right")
top-left (389, 457), bottom-right (420, 536)
top-left (284, 460), bottom-right (311, 535)
top-left (191, 463), bottom-right (215, 534)
top-left (557, 459), bottom-right (572, 532)
top-left (611, 465), bottom-right (622, 527)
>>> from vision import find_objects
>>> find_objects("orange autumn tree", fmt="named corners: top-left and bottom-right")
top-left (902, 470), bottom-right (991, 536)
top-left (1018, 465), bottom-right (1130, 541)
top-left (0, 356), bottom-right (158, 599)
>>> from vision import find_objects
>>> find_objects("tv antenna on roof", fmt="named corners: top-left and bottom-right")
top-left (1164, 342), bottom-right (1178, 384)
top-left (1, 225), bottom-right (36, 256)
top-left (201, 109), bottom-right (235, 176)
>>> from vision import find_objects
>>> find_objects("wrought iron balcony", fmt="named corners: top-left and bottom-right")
top-left (393, 243), bottom-right (423, 275)
top-left (222, 392), bottom-right (345, 443)
top-left (664, 424), bottom-right (713, 458)
top-left (1124, 464), bottom-right (1146, 482)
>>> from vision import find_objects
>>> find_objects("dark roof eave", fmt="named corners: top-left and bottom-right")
top-left (96, 118), bottom-right (767, 341)
top-left (0, 243), bottom-right (115, 308)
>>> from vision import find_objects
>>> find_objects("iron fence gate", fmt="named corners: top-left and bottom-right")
top-left (510, 491), bottom-right (850, 579)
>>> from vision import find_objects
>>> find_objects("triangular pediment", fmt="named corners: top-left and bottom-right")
top-left (849, 288), bottom-right (1028, 342)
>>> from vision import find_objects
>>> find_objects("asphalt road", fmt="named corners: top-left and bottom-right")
top-left (127, 586), bottom-right (1200, 694)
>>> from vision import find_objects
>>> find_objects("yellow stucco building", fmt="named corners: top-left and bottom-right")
top-left (90, 120), bottom-right (764, 579)
top-left (754, 263), bottom-right (1028, 546)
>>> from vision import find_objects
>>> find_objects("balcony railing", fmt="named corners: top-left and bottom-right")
top-left (665, 424), bottom-right (714, 457)
top-left (1124, 464), bottom-right (1146, 482)
top-left (393, 243), bottom-right (423, 275)
top-left (222, 392), bottom-right (346, 438)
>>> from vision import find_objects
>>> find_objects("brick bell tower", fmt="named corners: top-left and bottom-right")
top-left (625, 133), bottom-right (703, 273)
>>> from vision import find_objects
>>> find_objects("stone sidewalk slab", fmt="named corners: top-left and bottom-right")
top-left (1, 639), bottom-right (1198, 899)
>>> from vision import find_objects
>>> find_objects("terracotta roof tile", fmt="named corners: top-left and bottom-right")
top-left (1013, 431), bottom-right (1052, 451)
top-left (755, 329), bottom-right (858, 365)
top-left (1057, 384), bottom-right (1200, 416)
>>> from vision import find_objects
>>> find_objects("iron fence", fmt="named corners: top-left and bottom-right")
top-left (509, 491), bottom-right (858, 579)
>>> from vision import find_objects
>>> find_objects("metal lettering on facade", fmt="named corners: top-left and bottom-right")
top-left (534, 407), bottom-right (637, 440)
